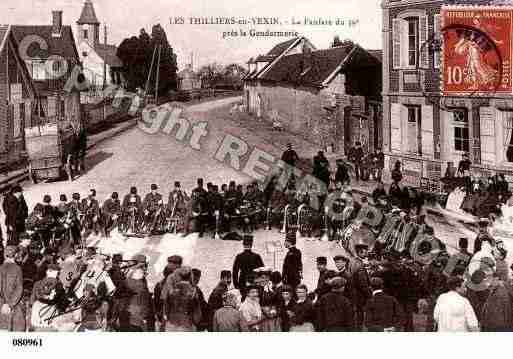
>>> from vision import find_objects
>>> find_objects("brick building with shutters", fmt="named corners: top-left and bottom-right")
top-left (243, 37), bottom-right (382, 154)
top-left (382, 0), bottom-right (513, 188)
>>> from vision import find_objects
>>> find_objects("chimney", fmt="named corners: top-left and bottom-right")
top-left (52, 10), bottom-right (63, 37)
top-left (104, 24), bottom-right (107, 45)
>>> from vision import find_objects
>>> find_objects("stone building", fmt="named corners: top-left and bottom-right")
top-left (243, 37), bottom-right (382, 154)
top-left (178, 64), bottom-right (201, 91)
top-left (382, 0), bottom-right (513, 186)
top-left (76, 0), bottom-right (124, 96)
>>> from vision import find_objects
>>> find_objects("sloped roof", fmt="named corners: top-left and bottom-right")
top-left (255, 55), bottom-right (275, 62)
top-left (11, 25), bottom-right (79, 61)
top-left (367, 49), bottom-right (383, 63)
top-left (0, 25), bottom-right (9, 53)
top-left (266, 37), bottom-right (300, 57)
top-left (94, 43), bottom-right (123, 67)
top-left (259, 45), bottom-right (370, 88)
top-left (77, 0), bottom-right (100, 24)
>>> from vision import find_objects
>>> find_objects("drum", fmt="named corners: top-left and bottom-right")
top-left (341, 222), bottom-right (377, 257)
top-left (357, 205), bottom-right (384, 228)
top-left (297, 204), bottom-right (314, 236)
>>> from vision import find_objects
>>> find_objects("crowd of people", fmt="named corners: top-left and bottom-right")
top-left (0, 142), bottom-right (512, 332)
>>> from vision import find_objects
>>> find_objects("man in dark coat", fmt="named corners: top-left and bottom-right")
top-left (281, 143), bottom-right (299, 167)
top-left (364, 277), bottom-right (404, 331)
top-left (102, 192), bottom-right (122, 237)
top-left (316, 277), bottom-right (355, 331)
top-left (207, 270), bottom-right (232, 330)
top-left (348, 141), bottom-right (364, 182)
top-left (2, 185), bottom-right (28, 246)
top-left (232, 235), bottom-right (264, 297)
top-left (282, 232), bottom-right (302, 289)
top-left (473, 218), bottom-right (495, 254)
top-left (142, 184), bottom-right (164, 232)
top-left (0, 246), bottom-right (25, 331)
top-left (312, 151), bottom-right (330, 186)
top-left (315, 257), bottom-right (330, 297)
top-left (350, 244), bottom-right (372, 330)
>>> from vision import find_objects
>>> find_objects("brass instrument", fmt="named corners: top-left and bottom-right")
top-left (168, 195), bottom-right (178, 234)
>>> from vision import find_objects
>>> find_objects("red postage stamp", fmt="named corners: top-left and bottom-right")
top-left (441, 6), bottom-right (513, 95)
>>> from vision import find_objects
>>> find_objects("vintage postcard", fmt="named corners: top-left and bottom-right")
top-left (0, 1), bottom-right (512, 354)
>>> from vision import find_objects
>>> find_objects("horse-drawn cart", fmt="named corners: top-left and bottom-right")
top-left (25, 123), bottom-right (75, 183)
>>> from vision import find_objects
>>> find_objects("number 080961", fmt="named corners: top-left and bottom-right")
top-left (12, 338), bottom-right (43, 347)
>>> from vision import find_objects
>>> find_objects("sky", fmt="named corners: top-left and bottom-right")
top-left (0, 0), bottom-right (382, 71)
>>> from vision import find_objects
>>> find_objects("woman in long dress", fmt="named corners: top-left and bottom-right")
top-left (454, 31), bottom-right (498, 89)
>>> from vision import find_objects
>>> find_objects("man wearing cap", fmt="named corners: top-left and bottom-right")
top-left (119, 254), bottom-right (154, 331)
top-left (0, 245), bottom-right (25, 331)
top-left (159, 255), bottom-right (184, 309)
top-left (350, 244), bottom-right (372, 330)
top-left (281, 143), bottom-right (299, 167)
top-left (2, 185), bottom-right (28, 245)
top-left (82, 189), bottom-right (100, 237)
top-left (312, 150), bottom-right (330, 188)
top-left (473, 218), bottom-right (494, 254)
top-left (232, 235), bottom-right (264, 297)
top-left (207, 270), bottom-right (232, 330)
top-left (121, 187), bottom-right (142, 233)
top-left (364, 277), bottom-right (404, 332)
top-left (282, 232), bottom-right (302, 289)
top-left (316, 277), bottom-right (355, 331)
top-left (315, 257), bottom-right (330, 297)
top-left (67, 193), bottom-right (84, 245)
top-left (167, 181), bottom-right (189, 232)
top-left (348, 141), bottom-right (364, 182)
top-left (142, 184), bottom-right (164, 233)
top-left (102, 192), bottom-right (122, 237)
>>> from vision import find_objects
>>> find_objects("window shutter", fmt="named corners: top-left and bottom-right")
top-left (421, 105), bottom-right (434, 157)
top-left (420, 15), bottom-right (429, 68)
top-left (433, 14), bottom-right (441, 69)
top-left (480, 106), bottom-right (496, 164)
top-left (392, 18), bottom-right (401, 69)
top-left (391, 103), bottom-right (402, 152)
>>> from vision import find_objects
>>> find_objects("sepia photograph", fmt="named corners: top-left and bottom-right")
top-left (0, 0), bottom-right (512, 356)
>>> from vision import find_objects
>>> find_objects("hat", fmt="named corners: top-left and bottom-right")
top-left (242, 235), bottom-right (254, 246)
top-left (151, 184), bottom-right (158, 190)
top-left (331, 277), bottom-right (347, 289)
top-left (112, 192), bottom-right (119, 199)
top-left (4, 245), bottom-right (18, 258)
top-left (333, 255), bottom-right (349, 262)
top-left (478, 218), bottom-right (489, 226)
top-left (174, 181), bottom-right (180, 187)
top-left (72, 192), bottom-right (80, 200)
top-left (285, 231), bottom-right (296, 244)
top-left (130, 186), bottom-right (137, 194)
top-left (316, 256), bottom-right (328, 265)
top-left (167, 255), bottom-right (183, 265)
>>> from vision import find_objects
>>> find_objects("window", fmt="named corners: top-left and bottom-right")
top-left (406, 17), bottom-right (419, 67)
top-left (504, 112), bottom-right (513, 163)
top-left (452, 109), bottom-right (470, 152)
top-left (83, 29), bottom-right (88, 40)
top-left (406, 105), bottom-right (422, 154)
top-left (30, 60), bottom-right (47, 80)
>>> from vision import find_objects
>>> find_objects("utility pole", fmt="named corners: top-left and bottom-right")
top-left (155, 45), bottom-right (162, 104)
top-left (145, 46), bottom-right (157, 100)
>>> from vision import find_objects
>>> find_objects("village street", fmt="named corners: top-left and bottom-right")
top-left (10, 96), bottom-right (491, 296)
